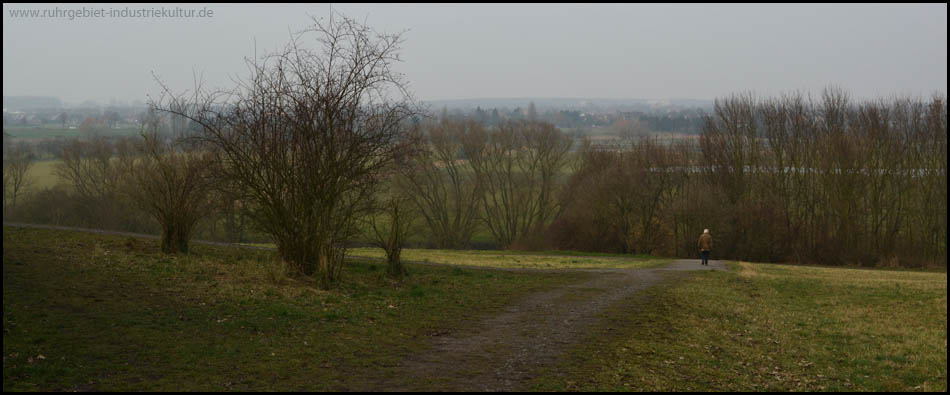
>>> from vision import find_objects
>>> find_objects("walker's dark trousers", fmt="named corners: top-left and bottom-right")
top-left (701, 250), bottom-right (710, 266)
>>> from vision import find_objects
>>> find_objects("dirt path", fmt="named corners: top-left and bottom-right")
top-left (358, 260), bottom-right (725, 391)
top-left (5, 222), bottom-right (726, 391)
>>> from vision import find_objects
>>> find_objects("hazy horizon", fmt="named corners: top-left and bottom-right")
top-left (4, 3), bottom-right (947, 105)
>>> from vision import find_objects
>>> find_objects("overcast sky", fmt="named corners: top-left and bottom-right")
top-left (3, 3), bottom-right (947, 105)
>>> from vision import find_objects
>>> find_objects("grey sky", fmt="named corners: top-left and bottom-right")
top-left (3, 3), bottom-right (947, 105)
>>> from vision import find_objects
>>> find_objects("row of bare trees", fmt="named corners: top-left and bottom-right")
top-left (547, 88), bottom-right (946, 267)
top-left (5, 14), bottom-right (945, 282)
top-left (9, 88), bottom-right (945, 272)
top-left (551, 137), bottom-right (690, 255)
top-left (7, 131), bottom-right (256, 250)
top-left (698, 89), bottom-right (946, 266)
top-left (469, 120), bottom-right (573, 249)
top-left (357, 118), bottom-right (572, 279)
top-left (390, 118), bottom-right (571, 250)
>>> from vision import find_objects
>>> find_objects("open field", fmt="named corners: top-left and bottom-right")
top-left (2, 227), bottom-right (584, 391)
top-left (3, 226), bottom-right (946, 391)
top-left (23, 160), bottom-right (60, 190)
top-left (531, 262), bottom-right (947, 391)
top-left (3, 126), bottom-right (141, 140)
top-left (348, 247), bottom-right (670, 270)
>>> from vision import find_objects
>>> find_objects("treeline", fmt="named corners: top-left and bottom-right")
top-left (397, 119), bottom-right (571, 250)
top-left (5, 89), bottom-right (946, 270)
top-left (550, 89), bottom-right (946, 267)
top-left (696, 90), bottom-right (947, 266)
top-left (4, 134), bottom-right (257, 247)
top-left (398, 89), bottom-right (947, 267)
top-left (620, 109), bottom-right (707, 134)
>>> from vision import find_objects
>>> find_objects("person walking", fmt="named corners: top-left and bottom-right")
top-left (698, 229), bottom-right (713, 266)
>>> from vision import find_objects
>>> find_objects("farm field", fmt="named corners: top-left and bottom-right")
top-left (3, 126), bottom-right (141, 139)
top-left (23, 159), bottom-right (60, 190)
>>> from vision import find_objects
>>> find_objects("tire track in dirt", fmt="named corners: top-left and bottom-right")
top-left (359, 260), bottom-right (725, 391)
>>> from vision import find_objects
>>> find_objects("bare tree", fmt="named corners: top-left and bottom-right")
top-left (924, 95), bottom-right (948, 264)
top-left (55, 136), bottom-right (137, 229)
top-left (466, 120), bottom-right (572, 248)
top-left (699, 93), bottom-right (763, 259)
top-left (3, 142), bottom-right (35, 216)
top-left (402, 119), bottom-right (484, 249)
top-left (553, 137), bottom-right (684, 254)
top-left (364, 170), bottom-right (417, 278)
top-left (124, 130), bottom-right (217, 254)
top-left (152, 14), bottom-right (419, 287)
top-left (625, 137), bottom-right (682, 254)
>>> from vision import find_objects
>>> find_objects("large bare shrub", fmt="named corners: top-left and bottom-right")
top-left (152, 14), bottom-right (418, 287)
top-left (363, 170), bottom-right (418, 278)
top-left (124, 132), bottom-right (218, 254)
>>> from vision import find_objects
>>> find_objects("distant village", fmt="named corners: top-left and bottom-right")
top-left (4, 97), bottom-right (144, 132)
top-left (4, 95), bottom-right (710, 157)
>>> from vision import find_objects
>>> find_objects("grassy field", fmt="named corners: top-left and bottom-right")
top-left (531, 261), bottom-right (948, 391)
top-left (23, 160), bottom-right (60, 190)
top-left (4, 226), bottom-right (946, 391)
top-left (4, 126), bottom-right (141, 140)
top-left (348, 247), bottom-right (670, 270)
top-left (2, 227), bottom-right (585, 391)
